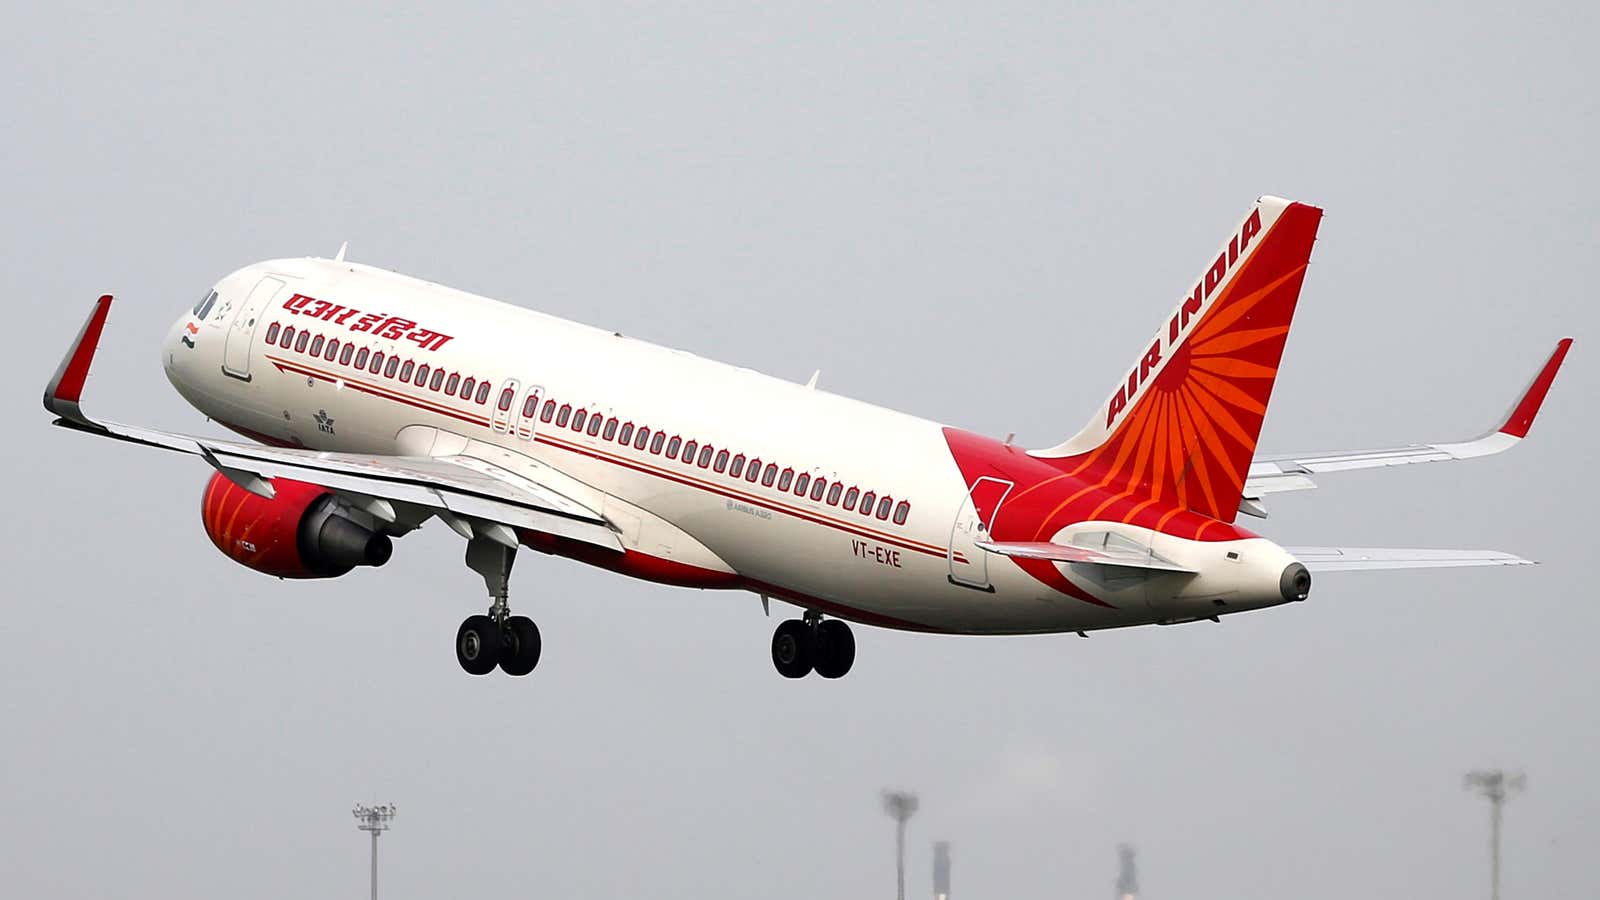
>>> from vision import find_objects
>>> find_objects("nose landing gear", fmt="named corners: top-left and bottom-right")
top-left (770, 611), bottom-right (856, 679)
top-left (455, 536), bottom-right (542, 676)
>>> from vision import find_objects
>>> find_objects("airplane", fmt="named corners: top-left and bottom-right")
top-left (42, 196), bottom-right (1571, 679)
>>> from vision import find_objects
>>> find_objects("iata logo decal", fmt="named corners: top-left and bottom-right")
top-left (314, 409), bottom-right (336, 434)
top-left (1105, 208), bottom-right (1262, 429)
top-left (281, 293), bottom-right (455, 352)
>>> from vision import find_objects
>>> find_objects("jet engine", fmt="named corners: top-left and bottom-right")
top-left (200, 471), bottom-right (392, 578)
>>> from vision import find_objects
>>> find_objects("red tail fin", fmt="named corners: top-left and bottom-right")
top-left (1033, 197), bottom-right (1323, 523)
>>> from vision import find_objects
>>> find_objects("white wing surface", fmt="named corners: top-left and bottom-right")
top-left (1241, 338), bottom-right (1572, 516)
top-left (44, 296), bottom-right (622, 552)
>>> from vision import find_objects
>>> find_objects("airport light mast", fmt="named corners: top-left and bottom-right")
top-left (352, 803), bottom-right (396, 900)
top-left (1115, 843), bottom-right (1139, 900)
top-left (932, 840), bottom-right (951, 900)
top-left (881, 790), bottom-right (919, 900)
top-left (1463, 770), bottom-right (1524, 900)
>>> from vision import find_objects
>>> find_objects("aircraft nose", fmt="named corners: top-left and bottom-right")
top-left (1280, 562), bottom-right (1311, 602)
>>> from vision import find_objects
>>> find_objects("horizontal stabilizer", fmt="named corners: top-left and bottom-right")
top-left (1286, 546), bottom-right (1535, 572)
top-left (976, 540), bottom-right (1195, 573)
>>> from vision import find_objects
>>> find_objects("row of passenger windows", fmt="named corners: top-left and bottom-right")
top-left (531, 399), bottom-right (912, 525)
top-left (266, 321), bottom-right (911, 527)
top-left (266, 322), bottom-right (493, 404)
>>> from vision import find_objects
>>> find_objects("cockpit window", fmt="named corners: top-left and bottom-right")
top-left (193, 291), bottom-right (219, 321)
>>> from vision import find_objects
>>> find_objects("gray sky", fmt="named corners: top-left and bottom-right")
top-left (2, 3), bottom-right (1593, 898)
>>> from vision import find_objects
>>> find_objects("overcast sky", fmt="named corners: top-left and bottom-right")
top-left (1, 3), bottom-right (1593, 899)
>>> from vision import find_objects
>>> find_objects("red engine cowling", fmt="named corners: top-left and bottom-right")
top-left (201, 471), bottom-right (393, 578)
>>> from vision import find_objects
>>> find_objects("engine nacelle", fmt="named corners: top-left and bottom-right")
top-left (201, 471), bottom-right (393, 578)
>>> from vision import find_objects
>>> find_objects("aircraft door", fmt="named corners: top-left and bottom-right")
top-left (491, 378), bottom-right (520, 433)
top-left (948, 476), bottom-right (1012, 590)
top-left (222, 276), bottom-right (285, 380)
top-left (514, 384), bottom-right (544, 441)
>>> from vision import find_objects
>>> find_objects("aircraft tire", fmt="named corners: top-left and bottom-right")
top-left (812, 620), bottom-right (856, 679)
top-left (456, 615), bottom-right (503, 675)
top-left (771, 619), bottom-right (813, 679)
top-left (498, 616), bottom-right (542, 676)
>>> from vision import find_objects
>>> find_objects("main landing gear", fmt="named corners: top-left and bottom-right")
top-left (455, 537), bottom-right (541, 676)
top-left (771, 611), bottom-right (855, 679)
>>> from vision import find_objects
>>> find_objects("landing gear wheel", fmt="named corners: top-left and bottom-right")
top-left (456, 615), bottom-right (502, 675)
top-left (771, 619), bottom-right (813, 679)
top-left (812, 619), bottom-right (856, 679)
top-left (498, 615), bottom-right (542, 676)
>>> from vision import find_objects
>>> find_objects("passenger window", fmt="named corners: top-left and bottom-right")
top-left (794, 474), bottom-right (810, 496)
top-left (370, 352), bottom-right (385, 374)
top-left (295, 331), bottom-right (310, 353)
top-left (587, 415), bottom-right (603, 437)
top-left (355, 348), bottom-right (370, 368)
top-left (604, 419), bottom-right (619, 441)
top-left (730, 455), bottom-right (745, 478)
top-left (265, 323), bottom-right (280, 343)
top-left (572, 410), bottom-right (587, 431)
top-left (416, 364), bottom-right (430, 387)
top-left (827, 483), bottom-right (843, 505)
top-left (843, 487), bottom-right (859, 510)
top-left (399, 360), bottom-right (414, 381)
top-left (340, 344), bottom-right (354, 366)
top-left (557, 405), bottom-right (571, 426)
top-left (523, 396), bottom-right (539, 418)
top-left (445, 373), bottom-right (460, 394)
top-left (635, 427), bottom-right (651, 450)
top-left (762, 464), bottom-right (777, 487)
top-left (697, 445), bottom-right (713, 468)
top-left (778, 469), bottom-right (794, 491)
top-left (682, 441), bottom-right (697, 463)
top-left (460, 376), bottom-right (475, 399)
top-left (650, 432), bottom-right (665, 454)
top-left (666, 436), bottom-right (682, 458)
top-left (860, 492), bottom-right (876, 516)
top-left (498, 388), bottom-right (514, 411)
top-left (430, 369), bottom-right (445, 390)
top-left (876, 496), bottom-right (892, 520)
top-left (475, 382), bottom-right (491, 404)
top-left (811, 478), bottom-right (827, 501)
top-left (619, 423), bottom-right (634, 444)
top-left (746, 459), bottom-right (761, 482)
top-left (326, 339), bottom-right (340, 362)
top-left (714, 450), bottom-right (729, 472)
top-left (893, 501), bottom-right (910, 525)
top-left (541, 400), bottom-right (556, 422)
top-left (384, 356), bottom-right (400, 378)
top-left (309, 335), bottom-right (325, 356)
top-left (280, 326), bottom-right (295, 348)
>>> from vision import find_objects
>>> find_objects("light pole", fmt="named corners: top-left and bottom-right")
top-left (352, 803), bottom-right (396, 900)
top-left (1464, 770), bottom-right (1524, 900)
top-left (881, 790), bottom-right (919, 900)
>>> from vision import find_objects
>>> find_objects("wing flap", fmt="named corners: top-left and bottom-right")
top-left (1241, 339), bottom-right (1571, 514)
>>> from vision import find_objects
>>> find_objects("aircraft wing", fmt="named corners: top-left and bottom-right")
top-left (975, 540), bottom-right (1196, 573)
top-left (1285, 546), bottom-right (1535, 572)
top-left (1240, 338), bottom-right (1572, 516)
top-left (43, 295), bottom-right (622, 552)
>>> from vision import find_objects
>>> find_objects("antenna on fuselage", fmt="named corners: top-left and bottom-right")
top-left (805, 370), bottom-right (820, 390)
top-left (334, 241), bottom-right (349, 263)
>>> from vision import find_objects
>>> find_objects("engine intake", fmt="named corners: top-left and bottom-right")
top-left (201, 471), bottom-right (392, 578)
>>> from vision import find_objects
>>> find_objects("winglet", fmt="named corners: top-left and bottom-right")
top-left (43, 295), bottom-right (113, 426)
top-left (1498, 338), bottom-right (1572, 439)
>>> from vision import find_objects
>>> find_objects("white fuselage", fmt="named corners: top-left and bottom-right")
top-left (164, 258), bottom-right (1294, 634)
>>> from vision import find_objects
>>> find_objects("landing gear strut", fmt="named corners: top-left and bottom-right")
top-left (455, 537), bottom-right (541, 676)
top-left (770, 611), bottom-right (855, 679)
